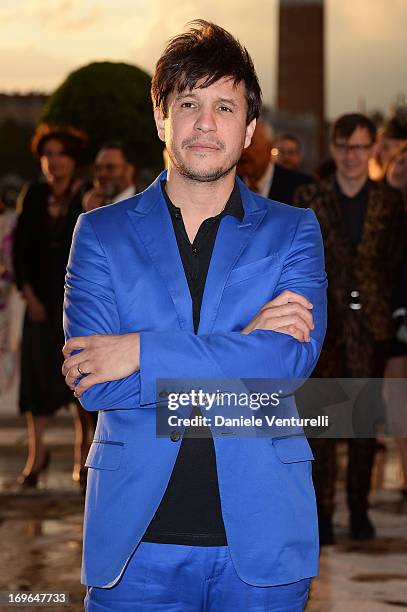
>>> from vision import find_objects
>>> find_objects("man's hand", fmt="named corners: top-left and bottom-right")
top-left (62, 333), bottom-right (140, 397)
top-left (62, 291), bottom-right (313, 396)
top-left (241, 290), bottom-right (314, 341)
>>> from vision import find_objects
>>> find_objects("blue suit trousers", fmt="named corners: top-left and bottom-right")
top-left (84, 542), bottom-right (311, 611)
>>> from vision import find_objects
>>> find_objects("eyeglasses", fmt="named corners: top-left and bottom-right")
top-left (332, 142), bottom-right (373, 153)
top-left (94, 163), bottom-right (124, 173)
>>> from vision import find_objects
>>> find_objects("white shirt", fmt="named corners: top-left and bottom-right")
top-left (112, 184), bottom-right (136, 204)
top-left (243, 161), bottom-right (275, 197)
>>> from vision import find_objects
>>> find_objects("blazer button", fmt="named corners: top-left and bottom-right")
top-left (170, 430), bottom-right (181, 442)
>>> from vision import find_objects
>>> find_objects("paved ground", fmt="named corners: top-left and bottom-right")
top-left (0, 416), bottom-right (406, 611)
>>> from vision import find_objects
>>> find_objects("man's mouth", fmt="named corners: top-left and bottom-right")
top-left (187, 142), bottom-right (220, 151)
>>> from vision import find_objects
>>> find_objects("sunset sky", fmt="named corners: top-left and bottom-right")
top-left (1, 0), bottom-right (406, 119)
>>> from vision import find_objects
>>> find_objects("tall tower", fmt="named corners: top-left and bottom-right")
top-left (277, 0), bottom-right (325, 159)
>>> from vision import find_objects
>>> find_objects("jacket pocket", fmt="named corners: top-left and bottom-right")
top-left (271, 436), bottom-right (314, 463)
top-left (225, 253), bottom-right (280, 287)
top-left (85, 440), bottom-right (124, 470)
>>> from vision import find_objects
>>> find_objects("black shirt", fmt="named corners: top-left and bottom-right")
top-left (336, 178), bottom-right (370, 250)
top-left (141, 180), bottom-right (243, 546)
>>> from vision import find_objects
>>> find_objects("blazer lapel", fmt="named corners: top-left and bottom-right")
top-left (127, 174), bottom-right (268, 335)
top-left (321, 178), bottom-right (355, 264)
top-left (198, 179), bottom-right (268, 334)
top-left (126, 172), bottom-right (193, 332)
top-left (356, 181), bottom-right (384, 261)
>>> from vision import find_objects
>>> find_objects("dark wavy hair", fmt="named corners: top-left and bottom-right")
top-left (151, 20), bottom-right (262, 125)
top-left (31, 123), bottom-right (87, 162)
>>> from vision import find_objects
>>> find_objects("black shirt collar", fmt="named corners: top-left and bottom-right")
top-left (161, 180), bottom-right (244, 223)
top-left (334, 177), bottom-right (371, 200)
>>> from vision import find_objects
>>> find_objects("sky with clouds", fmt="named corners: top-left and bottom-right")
top-left (1, 0), bottom-right (406, 119)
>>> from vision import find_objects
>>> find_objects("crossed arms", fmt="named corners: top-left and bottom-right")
top-left (62, 209), bottom-right (327, 410)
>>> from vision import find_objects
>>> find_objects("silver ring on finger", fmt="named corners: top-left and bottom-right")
top-left (77, 364), bottom-right (85, 376)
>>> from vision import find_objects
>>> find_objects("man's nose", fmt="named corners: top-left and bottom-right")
top-left (344, 148), bottom-right (359, 160)
top-left (194, 106), bottom-right (217, 133)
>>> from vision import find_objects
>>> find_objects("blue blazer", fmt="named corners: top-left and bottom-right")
top-left (63, 171), bottom-right (327, 588)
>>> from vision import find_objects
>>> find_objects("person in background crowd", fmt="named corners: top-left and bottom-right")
top-left (82, 142), bottom-right (136, 212)
top-left (383, 144), bottom-right (407, 499)
top-left (386, 145), bottom-right (407, 206)
top-left (13, 124), bottom-right (94, 490)
top-left (0, 188), bottom-right (16, 395)
top-left (272, 132), bottom-right (303, 171)
top-left (237, 118), bottom-right (313, 204)
top-left (295, 113), bottom-right (405, 544)
top-left (370, 108), bottom-right (407, 180)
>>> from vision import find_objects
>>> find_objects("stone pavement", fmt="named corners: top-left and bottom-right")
top-left (0, 416), bottom-right (406, 611)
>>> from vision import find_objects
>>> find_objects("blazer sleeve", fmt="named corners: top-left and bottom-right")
top-left (63, 213), bottom-right (142, 411)
top-left (138, 208), bottom-right (328, 405)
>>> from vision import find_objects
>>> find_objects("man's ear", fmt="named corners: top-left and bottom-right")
top-left (244, 118), bottom-right (256, 149)
top-left (154, 107), bottom-right (166, 143)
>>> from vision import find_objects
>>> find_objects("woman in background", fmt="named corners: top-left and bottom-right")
top-left (370, 110), bottom-right (407, 180)
top-left (14, 124), bottom-right (94, 490)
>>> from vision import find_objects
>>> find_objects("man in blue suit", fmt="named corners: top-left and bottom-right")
top-left (62, 20), bottom-right (327, 611)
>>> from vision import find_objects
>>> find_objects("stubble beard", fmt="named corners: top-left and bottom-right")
top-left (168, 143), bottom-right (244, 183)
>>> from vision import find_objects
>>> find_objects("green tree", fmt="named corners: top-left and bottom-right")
top-left (41, 61), bottom-right (162, 171)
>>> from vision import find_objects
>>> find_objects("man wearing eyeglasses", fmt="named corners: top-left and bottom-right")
top-left (295, 113), bottom-right (405, 545)
top-left (82, 142), bottom-right (136, 211)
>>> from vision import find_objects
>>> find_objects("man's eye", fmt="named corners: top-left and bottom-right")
top-left (181, 102), bottom-right (195, 108)
top-left (219, 106), bottom-right (232, 112)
